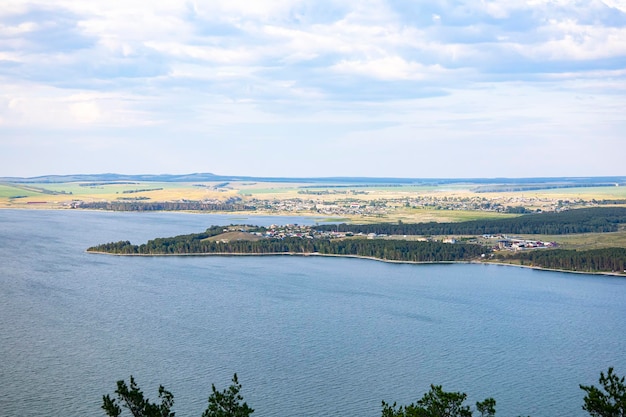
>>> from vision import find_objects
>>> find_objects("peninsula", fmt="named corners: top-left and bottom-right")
top-left (87, 207), bottom-right (626, 275)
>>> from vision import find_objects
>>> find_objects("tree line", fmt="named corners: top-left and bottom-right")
top-left (88, 234), bottom-right (489, 263)
top-left (88, 234), bottom-right (626, 273)
top-left (77, 201), bottom-right (255, 212)
top-left (313, 207), bottom-right (626, 235)
top-left (500, 247), bottom-right (626, 273)
top-left (103, 368), bottom-right (626, 417)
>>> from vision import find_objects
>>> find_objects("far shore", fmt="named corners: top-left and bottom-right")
top-left (85, 250), bottom-right (626, 278)
top-left (0, 206), bottom-right (348, 222)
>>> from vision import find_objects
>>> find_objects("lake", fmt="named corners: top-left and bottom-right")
top-left (1, 209), bottom-right (625, 417)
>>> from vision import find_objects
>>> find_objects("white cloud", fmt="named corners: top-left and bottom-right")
top-left (1, 0), bottom-right (625, 177)
top-left (145, 41), bottom-right (257, 64)
top-left (0, 81), bottom-right (156, 128)
top-left (602, 0), bottom-right (626, 12)
top-left (0, 21), bottom-right (40, 36)
top-left (504, 16), bottom-right (626, 61)
top-left (331, 56), bottom-right (445, 80)
top-left (68, 101), bottom-right (101, 124)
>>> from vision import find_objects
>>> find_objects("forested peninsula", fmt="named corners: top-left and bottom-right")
top-left (87, 208), bottom-right (626, 274)
top-left (87, 225), bottom-right (488, 263)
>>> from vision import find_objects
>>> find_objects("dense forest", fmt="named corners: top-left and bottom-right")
top-left (77, 201), bottom-right (254, 212)
top-left (88, 231), bottom-right (489, 262)
top-left (501, 247), bottom-right (626, 273)
top-left (314, 207), bottom-right (626, 235)
top-left (87, 234), bottom-right (626, 273)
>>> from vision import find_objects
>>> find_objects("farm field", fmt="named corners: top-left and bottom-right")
top-left (526, 186), bottom-right (626, 199)
top-left (0, 181), bottom-right (239, 208)
top-left (383, 229), bottom-right (626, 251)
top-left (4, 176), bottom-right (626, 257)
top-left (1, 178), bottom-right (625, 230)
top-left (515, 228), bottom-right (626, 250)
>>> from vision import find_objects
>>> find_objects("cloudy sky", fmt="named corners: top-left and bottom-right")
top-left (1, 0), bottom-right (625, 178)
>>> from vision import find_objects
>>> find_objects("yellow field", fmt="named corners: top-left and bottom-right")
top-left (3, 179), bottom-right (626, 250)
top-left (345, 207), bottom-right (519, 224)
top-left (0, 181), bottom-right (239, 208)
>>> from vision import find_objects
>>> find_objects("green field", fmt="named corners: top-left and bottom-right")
top-left (238, 187), bottom-right (299, 195)
top-left (0, 181), bottom-right (237, 209)
top-left (24, 181), bottom-right (200, 195)
top-left (528, 186), bottom-right (626, 198)
top-left (516, 228), bottom-right (626, 250)
top-left (383, 207), bottom-right (519, 223)
top-left (0, 184), bottom-right (40, 199)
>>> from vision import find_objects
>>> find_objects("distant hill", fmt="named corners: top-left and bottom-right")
top-left (2, 173), bottom-right (625, 187)
top-left (0, 173), bottom-right (221, 183)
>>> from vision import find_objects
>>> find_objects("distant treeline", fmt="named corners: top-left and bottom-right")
top-left (597, 199), bottom-right (626, 205)
top-left (79, 182), bottom-right (138, 187)
top-left (121, 188), bottom-right (163, 194)
top-left (472, 183), bottom-right (624, 193)
top-left (299, 184), bottom-right (402, 188)
top-left (503, 247), bottom-right (626, 273)
top-left (76, 201), bottom-right (255, 212)
top-left (88, 231), bottom-right (489, 263)
top-left (7, 173), bottom-right (626, 186)
top-left (314, 207), bottom-right (626, 235)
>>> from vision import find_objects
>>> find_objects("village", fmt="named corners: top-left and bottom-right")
top-left (241, 193), bottom-right (602, 218)
top-left (223, 225), bottom-right (557, 252)
top-left (225, 224), bottom-right (369, 240)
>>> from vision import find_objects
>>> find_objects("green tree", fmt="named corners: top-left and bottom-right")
top-left (475, 398), bottom-right (496, 417)
top-left (103, 374), bottom-right (252, 417)
top-left (202, 374), bottom-right (254, 417)
top-left (102, 376), bottom-right (175, 417)
top-left (382, 384), bottom-right (494, 417)
top-left (580, 367), bottom-right (626, 417)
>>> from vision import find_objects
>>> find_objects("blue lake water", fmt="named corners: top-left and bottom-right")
top-left (1, 209), bottom-right (625, 417)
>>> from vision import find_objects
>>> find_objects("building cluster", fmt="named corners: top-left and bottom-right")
top-left (227, 226), bottom-right (558, 251)
top-left (246, 198), bottom-right (387, 216)
top-left (228, 224), bottom-right (370, 240)
top-left (482, 234), bottom-right (558, 251)
top-left (243, 194), bottom-right (601, 217)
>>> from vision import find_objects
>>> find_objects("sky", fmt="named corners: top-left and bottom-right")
top-left (1, 0), bottom-right (625, 178)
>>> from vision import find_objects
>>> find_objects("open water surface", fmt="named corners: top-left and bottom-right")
top-left (1, 209), bottom-right (626, 417)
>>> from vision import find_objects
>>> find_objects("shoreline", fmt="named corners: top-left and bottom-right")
top-left (85, 250), bottom-right (626, 278)
top-left (0, 206), bottom-right (346, 221)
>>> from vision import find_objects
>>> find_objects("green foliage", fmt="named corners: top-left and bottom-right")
top-left (475, 398), bottom-right (496, 417)
top-left (88, 219), bottom-right (626, 273)
top-left (103, 374), bottom-right (252, 417)
top-left (102, 376), bottom-right (175, 417)
top-left (506, 247), bottom-right (626, 273)
top-left (504, 206), bottom-right (530, 214)
top-left (381, 384), bottom-right (493, 417)
top-left (202, 374), bottom-right (254, 417)
top-left (580, 367), bottom-right (626, 417)
top-left (88, 228), bottom-right (489, 262)
top-left (101, 369), bottom-right (626, 417)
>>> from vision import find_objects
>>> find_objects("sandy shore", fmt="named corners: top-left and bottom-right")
top-left (85, 250), bottom-right (626, 277)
